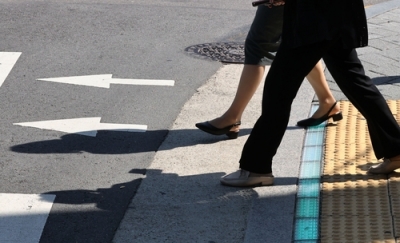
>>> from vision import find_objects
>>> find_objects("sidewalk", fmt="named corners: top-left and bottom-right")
top-left (112, 1), bottom-right (400, 242)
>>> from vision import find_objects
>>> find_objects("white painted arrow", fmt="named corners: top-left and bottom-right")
top-left (13, 117), bottom-right (147, 137)
top-left (37, 74), bottom-right (175, 88)
top-left (0, 52), bottom-right (22, 88)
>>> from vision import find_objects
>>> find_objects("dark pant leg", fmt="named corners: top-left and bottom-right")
top-left (239, 41), bottom-right (331, 174)
top-left (323, 44), bottom-right (400, 159)
top-left (244, 5), bottom-right (284, 65)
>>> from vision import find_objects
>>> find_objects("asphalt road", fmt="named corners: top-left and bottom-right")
top-left (0, 0), bottom-right (390, 242)
top-left (0, 1), bottom-right (256, 242)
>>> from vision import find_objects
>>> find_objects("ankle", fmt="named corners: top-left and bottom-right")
top-left (209, 116), bottom-right (241, 130)
top-left (318, 100), bottom-right (340, 113)
top-left (317, 96), bottom-right (336, 104)
top-left (217, 114), bottom-right (241, 125)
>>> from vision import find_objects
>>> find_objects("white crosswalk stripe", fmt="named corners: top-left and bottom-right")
top-left (0, 193), bottom-right (55, 243)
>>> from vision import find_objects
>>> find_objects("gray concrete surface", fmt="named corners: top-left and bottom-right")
top-left (0, 1), bottom-right (258, 242)
top-left (113, 1), bottom-right (400, 242)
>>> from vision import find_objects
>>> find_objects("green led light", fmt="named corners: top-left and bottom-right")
top-left (307, 124), bottom-right (326, 131)
top-left (299, 161), bottom-right (321, 179)
top-left (293, 240), bottom-right (319, 243)
top-left (297, 179), bottom-right (320, 198)
top-left (304, 131), bottom-right (325, 146)
top-left (296, 198), bottom-right (320, 218)
top-left (302, 146), bottom-right (323, 162)
top-left (294, 218), bottom-right (319, 240)
top-left (293, 103), bottom-right (325, 242)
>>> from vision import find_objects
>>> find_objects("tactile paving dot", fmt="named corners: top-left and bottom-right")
top-left (389, 173), bottom-right (400, 237)
top-left (321, 177), bottom-right (388, 197)
top-left (320, 100), bottom-right (400, 242)
top-left (320, 215), bottom-right (395, 243)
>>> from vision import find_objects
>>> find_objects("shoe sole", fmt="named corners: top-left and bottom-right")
top-left (220, 180), bottom-right (274, 187)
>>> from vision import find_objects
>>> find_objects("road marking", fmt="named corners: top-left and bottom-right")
top-left (0, 193), bottom-right (55, 243)
top-left (37, 74), bottom-right (175, 88)
top-left (13, 117), bottom-right (147, 137)
top-left (0, 52), bottom-right (22, 88)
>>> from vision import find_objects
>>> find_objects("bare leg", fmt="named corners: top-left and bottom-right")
top-left (306, 60), bottom-right (340, 118)
top-left (209, 64), bottom-right (265, 130)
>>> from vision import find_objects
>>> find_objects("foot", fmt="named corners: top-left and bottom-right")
top-left (195, 120), bottom-right (241, 139)
top-left (297, 101), bottom-right (343, 127)
top-left (368, 155), bottom-right (400, 174)
top-left (311, 101), bottom-right (340, 119)
top-left (220, 169), bottom-right (274, 187)
top-left (208, 116), bottom-right (240, 133)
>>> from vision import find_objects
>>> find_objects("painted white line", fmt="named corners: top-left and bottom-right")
top-left (14, 117), bottom-right (147, 137)
top-left (0, 193), bottom-right (55, 243)
top-left (0, 52), bottom-right (22, 88)
top-left (37, 74), bottom-right (175, 88)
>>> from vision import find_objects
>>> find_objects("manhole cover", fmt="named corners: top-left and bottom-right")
top-left (185, 42), bottom-right (244, 64)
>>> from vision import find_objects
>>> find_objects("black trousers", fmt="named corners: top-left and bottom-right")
top-left (239, 38), bottom-right (400, 174)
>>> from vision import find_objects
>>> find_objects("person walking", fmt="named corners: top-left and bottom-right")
top-left (195, 5), bottom-right (342, 139)
top-left (220, 0), bottom-right (400, 187)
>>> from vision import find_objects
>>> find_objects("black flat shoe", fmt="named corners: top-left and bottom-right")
top-left (195, 121), bottom-right (241, 139)
top-left (297, 102), bottom-right (343, 127)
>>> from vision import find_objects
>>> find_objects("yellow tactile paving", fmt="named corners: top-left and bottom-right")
top-left (320, 216), bottom-right (395, 243)
top-left (321, 100), bottom-right (400, 243)
top-left (389, 174), bottom-right (400, 238)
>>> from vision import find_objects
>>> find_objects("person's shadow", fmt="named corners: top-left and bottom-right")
top-left (373, 75), bottom-right (400, 85)
top-left (37, 168), bottom-right (298, 243)
top-left (10, 128), bottom-right (247, 154)
top-left (10, 126), bottom-right (302, 155)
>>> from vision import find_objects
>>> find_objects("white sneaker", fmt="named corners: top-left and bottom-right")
top-left (220, 169), bottom-right (274, 187)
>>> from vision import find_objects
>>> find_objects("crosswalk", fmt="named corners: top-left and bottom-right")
top-left (0, 52), bottom-right (21, 88)
top-left (0, 193), bottom-right (55, 243)
top-left (0, 51), bottom-right (174, 242)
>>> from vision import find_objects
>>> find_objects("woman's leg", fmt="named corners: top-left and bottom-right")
top-left (323, 45), bottom-right (400, 162)
top-left (208, 64), bottom-right (265, 131)
top-left (239, 41), bottom-right (329, 174)
top-left (306, 60), bottom-right (340, 118)
top-left (196, 5), bottom-right (283, 133)
top-left (209, 60), bottom-right (340, 130)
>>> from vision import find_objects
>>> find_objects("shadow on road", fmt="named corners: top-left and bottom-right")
top-left (35, 168), bottom-right (298, 243)
top-left (372, 75), bottom-right (400, 85)
top-left (10, 126), bottom-right (303, 155)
